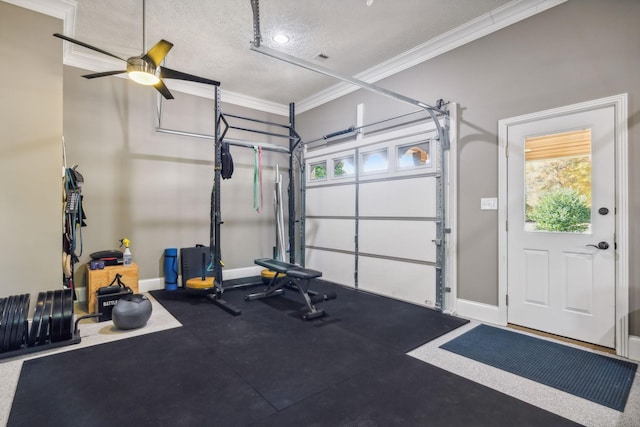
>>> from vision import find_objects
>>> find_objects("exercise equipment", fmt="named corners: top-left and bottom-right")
top-left (1, 289), bottom-right (80, 359)
top-left (96, 274), bottom-right (134, 322)
top-left (163, 248), bottom-right (178, 291)
top-left (181, 245), bottom-right (241, 316)
top-left (246, 258), bottom-right (336, 320)
top-left (63, 164), bottom-right (86, 292)
top-left (260, 269), bottom-right (283, 284)
top-left (156, 88), bottom-right (305, 317)
top-left (112, 294), bottom-right (152, 330)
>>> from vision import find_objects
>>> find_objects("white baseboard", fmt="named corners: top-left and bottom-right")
top-left (223, 266), bottom-right (263, 280)
top-left (139, 277), bottom-right (164, 293)
top-left (456, 298), bottom-right (502, 325)
top-left (76, 287), bottom-right (87, 304)
top-left (76, 266), bottom-right (264, 302)
top-left (628, 335), bottom-right (640, 362)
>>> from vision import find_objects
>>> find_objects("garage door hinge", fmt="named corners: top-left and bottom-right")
top-left (505, 145), bottom-right (509, 158)
top-left (506, 294), bottom-right (509, 306)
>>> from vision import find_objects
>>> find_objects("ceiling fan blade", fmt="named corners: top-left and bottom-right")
top-left (142, 40), bottom-right (174, 68)
top-left (154, 80), bottom-right (174, 100)
top-left (53, 33), bottom-right (126, 62)
top-left (82, 70), bottom-right (127, 79)
top-left (160, 67), bottom-right (220, 87)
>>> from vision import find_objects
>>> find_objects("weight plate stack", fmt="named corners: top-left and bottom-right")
top-left (0, 290), bottom-right (76, 354)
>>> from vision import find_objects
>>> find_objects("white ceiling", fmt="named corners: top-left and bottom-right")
top-left (12, 0), bottom-right (564, 114)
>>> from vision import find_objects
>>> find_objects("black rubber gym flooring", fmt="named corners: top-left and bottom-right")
top-left (9, 279), bottom-right (580, 426)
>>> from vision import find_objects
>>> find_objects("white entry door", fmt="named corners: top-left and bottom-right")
top-left (506, 105), bottom-right (616, 348)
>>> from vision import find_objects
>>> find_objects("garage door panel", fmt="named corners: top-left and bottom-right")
top-left (358, 257), bottom-right (436, 307)
top-left (359, 177), bottom-right (436, 217)
top-left (359, 220), bottom-right (436, 262)
top-left (306, 186), bottom-right (355, 217)
top-left (306, 218), bottom-right (355, 252)
top-left (305, 249), bottom-right (355, 288)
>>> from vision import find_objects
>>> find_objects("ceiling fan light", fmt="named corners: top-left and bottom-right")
top-left (127, 57), bottom-right (160, 85)
top-left (128, 71), bottom-right (160, 85)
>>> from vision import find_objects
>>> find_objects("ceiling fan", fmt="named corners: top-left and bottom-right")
top-left (53, 33), bottom-right (219, 99)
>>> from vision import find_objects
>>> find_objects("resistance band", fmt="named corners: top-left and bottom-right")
top-left (253, 146), bottom-right (263, 213)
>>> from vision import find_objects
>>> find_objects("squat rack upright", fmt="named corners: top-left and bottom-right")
top-left (155, 86), bottom-right (304, 315)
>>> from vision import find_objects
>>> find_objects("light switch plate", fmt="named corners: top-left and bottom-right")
top-left (481, 197), bottom-right (498, 210)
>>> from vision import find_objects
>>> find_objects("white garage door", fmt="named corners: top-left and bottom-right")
top-left (304, 120), bottom-right (449, 308)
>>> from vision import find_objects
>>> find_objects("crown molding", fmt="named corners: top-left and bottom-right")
top-left (295, 0), bottom-right (567, 113)
top-left (163, 81), bottom-right (290, 116)
top-left (7, 0), bottom-right (566, 116)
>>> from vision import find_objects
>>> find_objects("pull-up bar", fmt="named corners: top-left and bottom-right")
top-left (154, 127), bottom-right (290, 154)
top-left (219, 112), bottom-right (304, 153)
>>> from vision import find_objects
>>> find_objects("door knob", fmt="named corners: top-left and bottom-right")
top-left (586, 241), bottom-right (609, 250)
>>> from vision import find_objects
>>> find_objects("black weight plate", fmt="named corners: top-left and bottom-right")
top-left (56, 289), bottom-right (65, 341)
top-left (0, 297), bottom-right (6, 331)
top-left (8, 294), bottom-right (25, 351)
top-left (28, 292), bottom-right (46, 346)
top-left (61, 288), bottom-right (73, 341)
top-left (1, 296), bottom-right (17, 352)
top-left (39, 291), bottom-right (54, 345)
top-left (0, 298), bottom-right (4, 348)
top-left (20, 294), bottom-right (30, 348)
top-left (14, 294), bottom-right (30, 351)
top-left (6, 295), bottom-right (21, 352)
top-left (0, 297), bottom-right (8, 352)
top-left (0, 296), bottom-right (13, 352)
top-left (51, 290), bottom-right (63, 343)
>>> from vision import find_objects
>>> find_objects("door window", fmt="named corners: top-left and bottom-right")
top-left (361, 149), bottom-right (388, 175)
top-left (397, 140), bottom-right (431, 170)
top-left (524, 129), bottom-right (592, 233)
top-left (333, 155), bottom-right (355, 178)
top-left (310, 161), bottom-right (327, 181)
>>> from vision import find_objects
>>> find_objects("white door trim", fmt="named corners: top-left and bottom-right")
top-left (498, 94), bottom-right (629, 356)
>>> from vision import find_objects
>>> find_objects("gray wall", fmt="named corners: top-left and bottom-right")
top-left (62, 66), bottom-right (290, 289)
top-left (0, 3), bottom-right (63, 300)
top-left (296, 0), bottom-right (640, 332)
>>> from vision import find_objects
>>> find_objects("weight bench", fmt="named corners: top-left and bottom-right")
top-left (246, 258), bottom-right (337, 320)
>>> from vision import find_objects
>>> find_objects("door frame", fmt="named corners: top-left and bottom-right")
top-left (497, 94), bottom-right (629, 356)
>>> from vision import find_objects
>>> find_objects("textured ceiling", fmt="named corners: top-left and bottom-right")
top-left (67, 0), bottom-right (514, 107)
